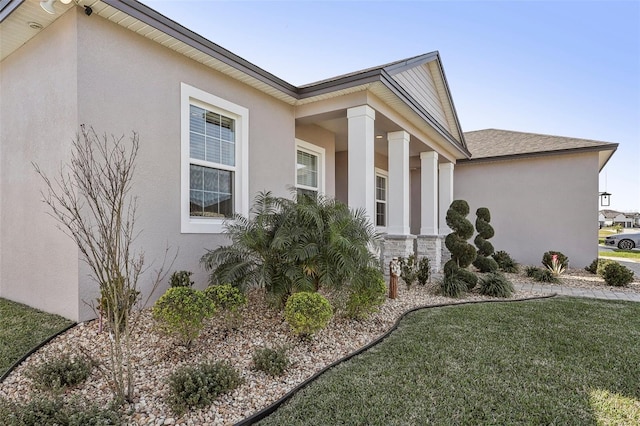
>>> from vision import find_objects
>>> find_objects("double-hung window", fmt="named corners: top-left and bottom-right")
top-left (181, 83), bottom-right (248, 233)
top-left (375, 169), bottom-right (388, 228)
top-left (295, 139), bottom-right (325, 198)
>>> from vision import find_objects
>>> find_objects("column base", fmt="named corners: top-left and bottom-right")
top-left (381, 235), bottom-right (416, 276)
top-left (416, 235), bottom-right (448, 274)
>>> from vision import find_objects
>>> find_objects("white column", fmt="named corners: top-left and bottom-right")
top-left (420, 151), bottom-right (438, 235)
top-left (387, 131), bottom-right (410, 235)
top-left (439, 162), bottom-right (454, 235)
top-left (347, 105), bottom-right (376, 222)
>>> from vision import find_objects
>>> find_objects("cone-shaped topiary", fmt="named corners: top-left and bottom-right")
top-left (473, 207), bottom-right (499, 273)
top-left (443, 200), bottom-right (478, 291)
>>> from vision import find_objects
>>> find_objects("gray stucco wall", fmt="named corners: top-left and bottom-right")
top-left (1, 10), bottom-right (297, 321)
top-left (0, 10), bottom-right (81, 320)
top-left (454, 152), bottom-right (599, 268)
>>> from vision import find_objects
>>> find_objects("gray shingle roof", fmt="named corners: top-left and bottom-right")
top-left (463, 128), bottom-right (617, 159)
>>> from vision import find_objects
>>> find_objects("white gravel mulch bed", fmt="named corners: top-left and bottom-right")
top-left (1, 269), bottom-right (638, 425)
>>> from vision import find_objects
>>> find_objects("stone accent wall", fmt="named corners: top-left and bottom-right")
top-left (380, 235), bottom-right (416, 276)
top-left (417, 235), bottom-right (444, 275)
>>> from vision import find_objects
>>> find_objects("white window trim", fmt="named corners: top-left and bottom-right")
top-left (181, 83), bottom-right (249, 233)
top-left (295, 139), bottom-right (325, 195)
top-left (375, 168), bottom-right (388, 231)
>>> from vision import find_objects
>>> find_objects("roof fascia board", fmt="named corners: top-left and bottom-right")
top-left (101, 0), bottom-right (299, 98)
top-left (431, 54), bottom-right (466, 144)
top-left (297, 69), bottom-right (382, 98)
top-left (382, 51), bottom-right (440, 75)
top-left (379, 70), bottom-right (471, 158)
top-left (0, 0), bottom-right (23, 23)
top-left (457, 144), bottom-right (618, 165)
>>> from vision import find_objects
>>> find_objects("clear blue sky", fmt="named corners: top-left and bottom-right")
top-left (142, 0), bottom-right (640, 212)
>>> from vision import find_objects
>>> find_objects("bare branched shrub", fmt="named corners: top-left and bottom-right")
top-left (33, 125), bottom-right (162, 404)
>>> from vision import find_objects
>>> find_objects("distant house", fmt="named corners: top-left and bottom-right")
top-left (599, 210), bottom-right (639, 228)
top-left (0, 0), bottom-right (617, 321)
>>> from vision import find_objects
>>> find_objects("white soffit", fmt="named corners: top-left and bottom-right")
top-left (0, 0), bottom-right (73, 61)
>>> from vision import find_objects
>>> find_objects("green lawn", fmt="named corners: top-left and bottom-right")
top-left (0, 298), bottom-right (73, 377)
top-left (258, 298), bottom-right (640, 425)
top-left (600, 250), bottom-right (640, 260)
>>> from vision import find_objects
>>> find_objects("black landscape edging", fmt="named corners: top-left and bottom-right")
top-left (0, 322), bottom-right (77, 383)
top-left (234, 293), bottom-right (558, 425)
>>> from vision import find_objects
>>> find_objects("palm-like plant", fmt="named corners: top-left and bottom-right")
top-left (201, 191), bottom-right (381, 305)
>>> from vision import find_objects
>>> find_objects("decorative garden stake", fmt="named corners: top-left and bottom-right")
top-left (389, 257), bottom-right (400, 299)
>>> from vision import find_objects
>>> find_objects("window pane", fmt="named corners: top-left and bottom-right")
top-left (297, 150), bottom-right (318, 188)
top-left (297, 187), bottom-right (317, 200)
top-left (190, 132), bottom-right (205, 161)
top-left (376, 202), bottom-right (386, 227)
top-left (190, 105), bottom-right (205, 135)
top-left (220, 116), bottom-right (235, 142)
top-left (205, 112), bottom-right (221, 139)
top-left (221, 141), bottom-right (235, 166)
top-left (203, 167), bottom-right (218, 192)
top-left (205, 136), bottom-right (221, 164)
top-left (190, 189), bottom-right (204, 217)
top-left (190, 104), bottom-right (235, 167)
top-left (190, 164), bottom-right (234, 218)
top-left (376, 176), bottom-right (386, 201)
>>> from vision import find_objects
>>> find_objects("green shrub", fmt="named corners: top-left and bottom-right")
top-left (542, 251), bottom-right (569, 270)
top-left (203, 283), bottom-right (247, 330)
top-left (169, 270), bottom-right (194, 288)
top-left (398, 255), bottom-right (418, 288)
top-left (439, 272), bottom-right (468, 298)
top-left (597, 259), bottom-right (617, 277)
top-left (444, 200), bottom-right (478, 291)
top-left (526, 267), bottom-right (559, 283)
top-left (201, 192), bottom-right (380, 305)
top-left (252, 346), bottom-right (290, 377)
top-left (492, 250), bottom-right (519, 273)
top-left (152, 287), bottom-right (215, 347)
top-left (473, 207), bottom-right (498, 273)
top-left (478, 272), bottom-right (514, 298)
top-left (166, 361), bottom-right (243, 415)
top-left (0, 396), bottom-right (120, 426)
top-left (284, 292), bottom-right (333, 337)
top-left (417, 257), bottom-right (431, 285)
top-left (585, 259), bottom-right (599, 274)
top-left (602, 262), bottom-right (634, 287)
top-left (26, 354), bottom-right (93, 392)
top-left (345, 267), bottom-right (386, 320)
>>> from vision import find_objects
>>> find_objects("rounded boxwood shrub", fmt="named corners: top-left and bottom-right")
top-left (204, 283), bottom-right (247, 330)
top-left (478, 272), bottom-right (514, 298)
top-left (597, 259), bottom-right (617, 277)
top-left (601, 262), bottom-right (634, 287)
top-left (252, 346), bottom-right (290, 377)
top-left (152, 287), bottom-right (215, 347)
top-left (166, 361), bottom-right (243, 415)
top-left (492, 250), bottom-right (519, 273)
top-left (284, 292), bottom-right (333, 337)
top-left (346, 267), bottom-right (386, 320)
top-left (26, 354), bottom-right (93, 392)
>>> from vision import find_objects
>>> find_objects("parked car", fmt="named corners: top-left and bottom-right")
top-left (604, 233), bottom-right (640, 250)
